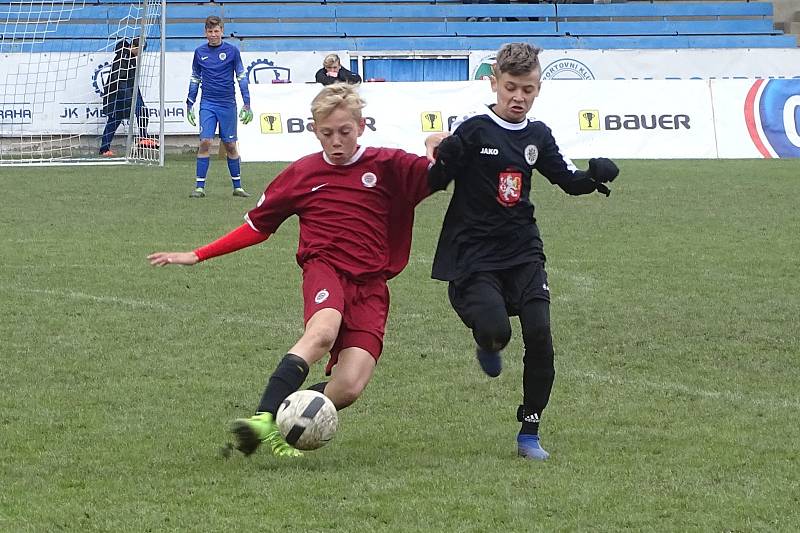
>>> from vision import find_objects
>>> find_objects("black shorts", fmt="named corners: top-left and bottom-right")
top-left (448, 262), bottom-right (550, 325)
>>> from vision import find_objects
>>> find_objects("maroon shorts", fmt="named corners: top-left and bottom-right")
top-left (302, 261), bottom-right (389, 375)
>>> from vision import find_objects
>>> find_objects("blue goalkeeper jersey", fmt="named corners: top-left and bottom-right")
top-left (186, 41), bottom-right (250, 108)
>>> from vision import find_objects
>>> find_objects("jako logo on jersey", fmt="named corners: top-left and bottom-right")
top-left (497, 169), bottom-right (522, 207)
top-left (361, 172), bottom-right (377, 188)
top-left (744, 79), bottom-right (800, 158)
top-left (480, 147), bottom-right (499, 155)
top-left (315, 289), bottom-right (329, 304)
top-left (247, 58), bottom-right (291, 84)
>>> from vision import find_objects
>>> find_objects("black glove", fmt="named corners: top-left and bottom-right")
top-left (435, 135), bottom-right (464, 167)
top-left (588, 157), bottom-right (619, 183)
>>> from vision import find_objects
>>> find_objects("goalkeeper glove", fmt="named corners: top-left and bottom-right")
top-left (239, 105), bottom-right (253, 125)
top-left (186, 106), bottom-right (196, 127)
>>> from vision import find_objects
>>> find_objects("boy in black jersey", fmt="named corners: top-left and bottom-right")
top-left (426, 43), bottom-right (619, 460)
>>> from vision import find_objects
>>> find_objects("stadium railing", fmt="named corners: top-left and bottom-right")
top-left (2, 0), bottom-right (796, 51)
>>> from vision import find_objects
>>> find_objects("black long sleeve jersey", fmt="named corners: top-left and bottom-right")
top-left (431, 105), bottom-right (599, 282)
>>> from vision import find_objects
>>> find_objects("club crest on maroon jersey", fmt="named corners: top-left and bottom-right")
top-left (315, 289), bottom-right (330, 304)
top-left (497, 169), bottom-right (522, 207)
top-left (361, 172), bottom-right (377, 188)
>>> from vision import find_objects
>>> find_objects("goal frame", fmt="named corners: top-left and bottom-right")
top-left (0, 0), bottom-right (166, 167)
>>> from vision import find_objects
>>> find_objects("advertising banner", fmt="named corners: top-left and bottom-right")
top-left (2, 50), bottom-right (798, 159)
top-left (0, 50), bottom-right (346, 135)
top-left (239, 80), bottom-right (719, 161)
top-left (535, 80), bottom-right (717, 159)
top-left (239, 81), bottom-right (490, 162)
top-left (469, 49), bottom-right (800, 81)
top-left (713, 79), bottom-right (800, 159)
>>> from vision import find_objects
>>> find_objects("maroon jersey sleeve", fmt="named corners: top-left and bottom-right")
top-left (380, 148), bottom-right (433, 279)
top-left (386, 148), bottom-right (433, 207)
top-left (245, 164), bottom-right (299, 234)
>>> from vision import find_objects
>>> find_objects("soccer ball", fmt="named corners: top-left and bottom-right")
top-left (276, 390), bottom-right (338, 450)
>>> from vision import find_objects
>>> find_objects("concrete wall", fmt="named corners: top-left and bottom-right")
top-left (770, 0), bottom-right (800, 41)
top-left (770, 0), bottom-right (795, 26)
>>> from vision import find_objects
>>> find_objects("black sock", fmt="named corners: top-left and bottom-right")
top-left (517, 405), bottom-right (541, 435)
top-left (256, 354), bottom-right (309, 415)
top-left (307, 381), bottom-right (327, 394)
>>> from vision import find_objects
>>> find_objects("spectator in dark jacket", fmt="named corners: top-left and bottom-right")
top-left (315, 54), bottom-right (362, 86)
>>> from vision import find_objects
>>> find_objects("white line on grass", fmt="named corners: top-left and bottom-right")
top-left (572, 368), bottom-right (800, 411)
top-left (9, 286), bottom-right (172, 310)
top-left (7, 285), bottom-right (798, 411)
top-left (3, 286), bottom-right (277, 328)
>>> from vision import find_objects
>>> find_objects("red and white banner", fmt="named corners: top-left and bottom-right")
top-left (713, 79), bottom-right (800, 159)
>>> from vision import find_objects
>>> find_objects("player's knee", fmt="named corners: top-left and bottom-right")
top-left (523, 321), bottom-right (550, 345)
top-left (223, 141), bottom-right (238, 157)
top-left (198, 139), bottom-right (212, 152)
top-left (473, 316), bottom-right (511, 352)
top-left (302, 325), bottom-right (338, 353)
top-left (522, 323), bottom-right (554, 365)
top-left (329, 379), bottom-right (366, 409)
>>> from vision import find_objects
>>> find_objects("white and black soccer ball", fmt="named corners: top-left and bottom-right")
top-left (276, 390), bottom-right (338, 450)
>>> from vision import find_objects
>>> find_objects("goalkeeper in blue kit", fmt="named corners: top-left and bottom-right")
top-left (186, 16), bottom-right (253, 198)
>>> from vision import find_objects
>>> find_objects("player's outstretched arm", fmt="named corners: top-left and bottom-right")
top-left (536, 125), bottom-right (619, 196)
top-left (148, 251), bottom-right (199, 266)
top-left (147, 224), bottom-right (269, 267)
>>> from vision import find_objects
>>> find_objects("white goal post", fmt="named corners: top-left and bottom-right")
top-left (0, 0), bottom-right (166, 166)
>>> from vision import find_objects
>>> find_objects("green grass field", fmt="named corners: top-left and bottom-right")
top-left (2, 158), bottom-right (799, 532)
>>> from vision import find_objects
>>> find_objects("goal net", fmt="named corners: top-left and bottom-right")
top-left (0, 0), bottom-right (165, 165)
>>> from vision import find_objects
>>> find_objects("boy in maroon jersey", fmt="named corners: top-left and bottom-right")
top-left (148, 84), bottom-right (441, 457)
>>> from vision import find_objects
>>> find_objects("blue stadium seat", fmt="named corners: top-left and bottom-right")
top-left (1, 0), bottom-right (795, 53)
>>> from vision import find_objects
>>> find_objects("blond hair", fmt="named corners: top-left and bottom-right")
top-left (322, 53), bottom-right (341, 69)
top-left (492, 42), bottom-right (542, 77)
top-left (310, 83), bottom-right (366, 122)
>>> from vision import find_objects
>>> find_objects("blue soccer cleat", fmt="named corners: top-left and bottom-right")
top-left (517, 434), bottom-right (550, 461)
top-left (476, 347), bottom-right (502, 377)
